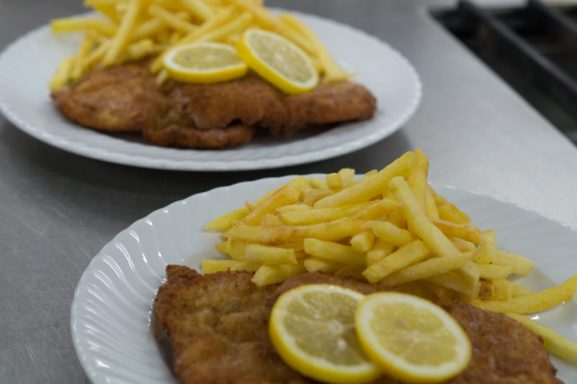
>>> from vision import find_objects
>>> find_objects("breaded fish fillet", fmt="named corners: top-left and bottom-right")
top-left (52, 64), bottom-right (168, 132)
top-left (155, 265), bottom-right (561, 384)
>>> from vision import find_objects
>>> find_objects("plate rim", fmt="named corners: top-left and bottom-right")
top-left (71, 175), bottom-right (577, 383)
top-left (0, 10), bottom-right (422, 171)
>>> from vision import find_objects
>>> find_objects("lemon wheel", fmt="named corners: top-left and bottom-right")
top-left (237, 28), bottom-right (318, 94)
top-left (355, 292), bottom-right (472, 383)
top-left (269, 284), bottom-right (380, 384)
top-left (162, 42), bottom-right (248, 83)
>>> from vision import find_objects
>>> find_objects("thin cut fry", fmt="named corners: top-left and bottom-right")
top-left (103, 0), bottom-right (146, 66)
top-left (477, 274), bottom-right (577, 314)
top-left (507, 314), bottom-right (577, 362)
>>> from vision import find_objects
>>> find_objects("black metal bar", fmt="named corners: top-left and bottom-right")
top-left (527, 0), bottom-right (577, 47)
top-left (458, 0), bottom-right (577, 120)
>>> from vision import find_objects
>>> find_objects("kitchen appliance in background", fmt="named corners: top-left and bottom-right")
top-left (434, 0), bottom-right (577, 142)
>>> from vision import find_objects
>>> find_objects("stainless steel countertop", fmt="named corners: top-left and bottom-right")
top-left (1, 0), bottom-right (577, 382)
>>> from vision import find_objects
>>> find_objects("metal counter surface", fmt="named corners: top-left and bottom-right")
top-left (1, 0), bottom-right (576, 382)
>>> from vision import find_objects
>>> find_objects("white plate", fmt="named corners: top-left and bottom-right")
top-left (71, 176), bottom-right (577, 383)
top-left (0, 11), bottom-right (421, 171)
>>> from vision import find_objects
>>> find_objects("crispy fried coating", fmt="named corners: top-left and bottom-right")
top-left (142, 124), bottom-right (256, 149)
top-left (53, 64), bottom-right (377, 148)
top-left (163, 73), bottom-right (287, 131)
top-left (155, 266), bottom-right (561, 384)
top-left (51, 64), bottom-right (168, 132)
top-left (279, 81), bottom-right (377, 137)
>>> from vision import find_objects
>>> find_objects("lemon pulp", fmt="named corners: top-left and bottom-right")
top-left (269, 284), bottom-right (380, 384)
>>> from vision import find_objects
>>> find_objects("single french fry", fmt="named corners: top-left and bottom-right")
top-left (382, 253), bottom-right (471, 287)
top-left (127, 38), bottom-right (157, 61)
top-left (231, 0), bottom-right (315, 54)
top-left (326, 173), bottom-right (342, 190)
top-left (205, 206), bottom-right (250, 231)
top-left (215, 241), bottom-right (228, 256)
top-left (491, 250), bottom-right (533, 276)
top-left (477, 274), bottom-right (577, 314)
top-left (279, 203), bottom-right (370, 225)
top-left (51, 17), bottom-right (116, 36)
top-left (276, 204), bottom-right (311, 213)
top-left (84, 0), bottom-right (122, 22)
top-left (338, 168), bottom-right (356, 188)
top-left (450, 237), bottom-right (476, 252)
top-left (433, 190), bottom-right (471, 225)
top-left (132, 18), bottom-right (166, 40)
top-left (350, 231), bottom-right (375, 253)
top-left (148, 4), bottom-right (197, 34)
top-left (229, 218), bottom-right (367, 244)
top-left (477, 264), bottom-right (513, 280)
top-left (304, 257), bottom-right (340, 273)
top-left (49, 56), bottom-right (74, 91)
top-left (471, 243), bottom-right (494, 264)
top-left (363, 240), bottom-right (430, 284)
top-left (424, 186), bottom-right (439, 220)
top-left (70, 35), bottom-right (94, 82)
top-left (244, 244), bottom-right (297, 265)
top-left (507, 314), bottom-right (577, 362)
top-left (425, 265), bottom-right (481, 297)
top-left (407, 148), bottom-right (429, 212)
top-left (352, 199), bottom-right (402, 220)
top-left (389, 176), bottom-right (461, 258)
top-left (194, 12), bottom-right (253, 43)
top-left (478, 279), bottom-right (495, 299)
top-left (180, 0), bottom-right (214, 21)
top-left (433, 219), bottom-right (483, 244)
top-left (491, 278), bottom-right (513, 301)
top-left (308, 177), bottom-right (327, 190)
top-left (242, 185), bottom-right (300, 225)
top-left (260, 214), bottom-right (283, 227)
top-left (304, 238), bottom-right (365, 265)
top-left (370, 221), bottom-right (413, 247)
top-left (103, 0), bottom-right (146, 66)
top-left (202, 259), bottom-right (259, 274)
top-left (315, 151), bottom-right (415, 208)
top-left (482, 229), bottom-right (497, 248)
top-left (301, 187), bottom-right (332, 206)
top-left (366, 239), bottom-right (395, 266)
top-left (251, 263), bottom-right (305, 286)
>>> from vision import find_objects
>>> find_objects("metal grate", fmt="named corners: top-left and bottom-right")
top-left (434, 0), bottom-right (577, 142)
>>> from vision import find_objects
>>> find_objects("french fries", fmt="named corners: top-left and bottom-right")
top-left (203, 149), bottom-right (577, 362)
top-left (50, 0), bottom-right (350, 90)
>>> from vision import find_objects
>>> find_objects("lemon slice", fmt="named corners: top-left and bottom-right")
top-left (355, 292), bottom-right (471, 383)
top-left (237, 28), bottom-right (319, 94)
top-left (269, 284), bottom-right (380, 384)
top-left (162, 42), bottom-right (248, 83)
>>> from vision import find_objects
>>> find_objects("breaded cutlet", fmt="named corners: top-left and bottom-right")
top-left (155, 265), bottom-right (561, 384)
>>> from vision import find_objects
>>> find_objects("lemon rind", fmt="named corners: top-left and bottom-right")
top-left (237, 28), bottom-right (318, 94)
top-left (355, 292), bottom-right (472, 384)
top-left (270, 284), bottom-right (380, 384)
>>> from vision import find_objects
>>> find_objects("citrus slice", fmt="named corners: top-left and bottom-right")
top-left (237, 28), bottom-right (319, 94)
top-left (162, 42), bottom-right (248, 83)
top-left (269, 284), bottom-right (380, 384)
top-left (355, 292), bottom-right (472, 383)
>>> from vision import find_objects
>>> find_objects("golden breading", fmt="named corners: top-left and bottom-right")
top-left (52, 64), bottom-right (168, 132)
top-left (155, 265), bottom-right (561, 384)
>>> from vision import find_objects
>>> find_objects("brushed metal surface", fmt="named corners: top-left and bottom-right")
top-left (1, 0), bottom-right (576, 382)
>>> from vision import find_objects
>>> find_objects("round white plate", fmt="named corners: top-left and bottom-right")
top-left (0, 11), bottom-right (421, 171)
top-left (71, 176), bottom-right (577, 383)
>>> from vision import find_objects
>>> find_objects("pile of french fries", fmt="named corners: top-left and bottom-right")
top-left (204, 149), bottom-right (577, 362)
top-left (50, 0), bottom-right (352, 90)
